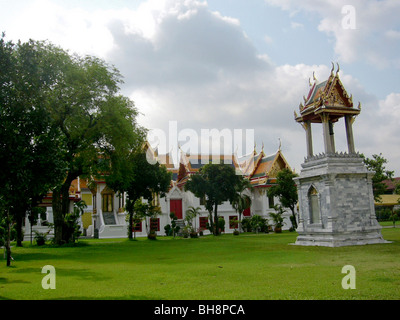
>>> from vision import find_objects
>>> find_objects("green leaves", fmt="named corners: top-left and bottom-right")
top-left (361, 153), bottom-right (394, 202)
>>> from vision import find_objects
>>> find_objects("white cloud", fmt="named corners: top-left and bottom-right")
top-left (264, 0), bottom-right (400, 69)
top-left (2, 0), bottom-right (399, 174)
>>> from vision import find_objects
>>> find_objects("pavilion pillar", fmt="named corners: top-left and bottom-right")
top-left (304, 120), bottom-right (313, 158)
top-left (321, 114), bottom-right (334, 154)
top-left (345, 115), bottom-right (356, 154)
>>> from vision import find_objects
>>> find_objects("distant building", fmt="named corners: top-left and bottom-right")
top-left (24, 144), bottom-right (296, 239)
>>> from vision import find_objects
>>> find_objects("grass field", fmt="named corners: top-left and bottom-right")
top-left (1, 228), bottom-right (400, 300)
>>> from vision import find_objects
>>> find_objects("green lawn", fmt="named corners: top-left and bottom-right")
top-left (1, 228), bottom-right (400, 300)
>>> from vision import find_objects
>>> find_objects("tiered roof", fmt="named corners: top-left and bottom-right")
top-left (294, 63), bottom-right (361, 124)
top-left (170, 147), bottom-right (291, 190)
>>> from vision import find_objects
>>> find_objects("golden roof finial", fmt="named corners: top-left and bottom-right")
top-left (331, 61), bottom-right (335, 75)
top-left (336, 62), bottom-right (340, 75)
top-left (313, 71), bottom-right (317, 82)
top-left (294, 110), bottom-right (299, 119)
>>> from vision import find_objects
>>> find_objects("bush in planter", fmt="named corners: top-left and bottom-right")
top-left (190, 231), bottom-right (198, 238)
top-left (164, 224), bottom-right (172, 236)
top-left (250, 215), bottom-right (268, 234)
top-left (147, 231), bottom-right (157, 240)
top-left (218, 217), bottom-right (225, 233)
top-left (233, 229), bottom-right (240, 236)
top-left (270, 205), bottom-right (285, 233)
top-left (241, 217), bottom-right (252, 232)
top-left (34, 231), bottom-right (47, 246)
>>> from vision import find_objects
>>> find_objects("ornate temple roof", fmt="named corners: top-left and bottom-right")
top-left (171, 147), bottom-right (292, 190)
top-left (294, 63), bottom-right (361, 124)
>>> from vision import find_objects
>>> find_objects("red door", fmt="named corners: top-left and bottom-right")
top-left (170, 199), bottom-right (183, 219)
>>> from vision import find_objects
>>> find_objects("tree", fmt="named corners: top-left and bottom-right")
top-left (0, 35), bottom-right (67, 255)
top-left (231, 178), bottom-right (252, 233)
top-left (267, 168), bottom-right (298, 230)
top-left (184, 163), bottom-right (241, 236)
top-left (361, 153), bottom-right (394, 202)
top-left (106, 151), bottom-right (172, 240)
top-left (32, 42), bottom-right (147, 245)
top-left (133, 199), bottom-right (161, 239)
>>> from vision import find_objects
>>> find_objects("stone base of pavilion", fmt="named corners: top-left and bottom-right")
top-left (293, 153), bottom-right (390, 247)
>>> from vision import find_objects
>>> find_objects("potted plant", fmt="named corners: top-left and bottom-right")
top-left (147, 230), bottom-right (157, 240)
top-left (34, 230), bottom-right (47, 246)
top-left (270, 205), bottom-right (285, 233)
top-left (182, 225), bottom-right (191, 238)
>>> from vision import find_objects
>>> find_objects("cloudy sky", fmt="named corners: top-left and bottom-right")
top-left (1, 0), bottom-right (399, 175)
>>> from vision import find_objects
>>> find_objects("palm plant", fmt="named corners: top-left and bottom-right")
top-left (231, 179), bottom-right (253, 233)
top-left (185, 206), bottom-right (202, 233)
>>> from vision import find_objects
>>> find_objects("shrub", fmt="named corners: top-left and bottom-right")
top-left (34, 231), bottom-right (47, 246)
top-left (147, 231), bottom-right (157, 240)
top-left (241, 217), bottom-right (252, 232)
top-left (250, 215), bottom-right (268, 234)
top-left (218, 217), bottom-right (225, 233)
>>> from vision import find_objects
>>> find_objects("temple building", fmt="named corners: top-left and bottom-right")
top-left (24, 143), bottom-right (296, 240)
top-left (293, 64), bottom-right (388, 247)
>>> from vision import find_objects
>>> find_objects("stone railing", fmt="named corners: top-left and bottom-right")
top-left (304, 151), bottom-right (361, 163)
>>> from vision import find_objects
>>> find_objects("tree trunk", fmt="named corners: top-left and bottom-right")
top-left (15, 214), bottom-right (24, 247)
top-left (208, 210), bottom-right (214, 235)
top-left (214, 203), bottom-right (219, 236)
top-left (129, 212), bottom-right (133, 240)
top-left (52, 173), bottom-right (77, 245)
top-left (6, 212), bottom-right (12, 267)
top-left (52, 188), bottom-right (64, 245)
top-left (290, 207), bottom-right (297, 229)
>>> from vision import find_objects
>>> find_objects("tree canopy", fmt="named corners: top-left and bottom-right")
top-left (184, 163), bottom-right (242, 235)
top-left (267, 168), bottom-right (298, 230)
top-left (0, 34), bottom-right (147, 248)
top-left (106, 151), bottom-right (172, 240)
top-left (361, 153), bottom-right (394, 202)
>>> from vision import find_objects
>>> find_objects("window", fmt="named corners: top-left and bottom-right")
top-left (133, 219), bottom-right (142, 232)
top-left (150, 218), bottom-right (160, 232)
top-left (229, 216), bottom-right (239, 229)
top-left (199, 217), bottom-right (208, 230)
top-left (200, 196), bottom-right (206, 206)
top-left (308, 186), bottom-right (320, 224)
top-left (268, 194), bottom-right (275, 208)
top-left (102, 194), bottom-right (113, 212)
